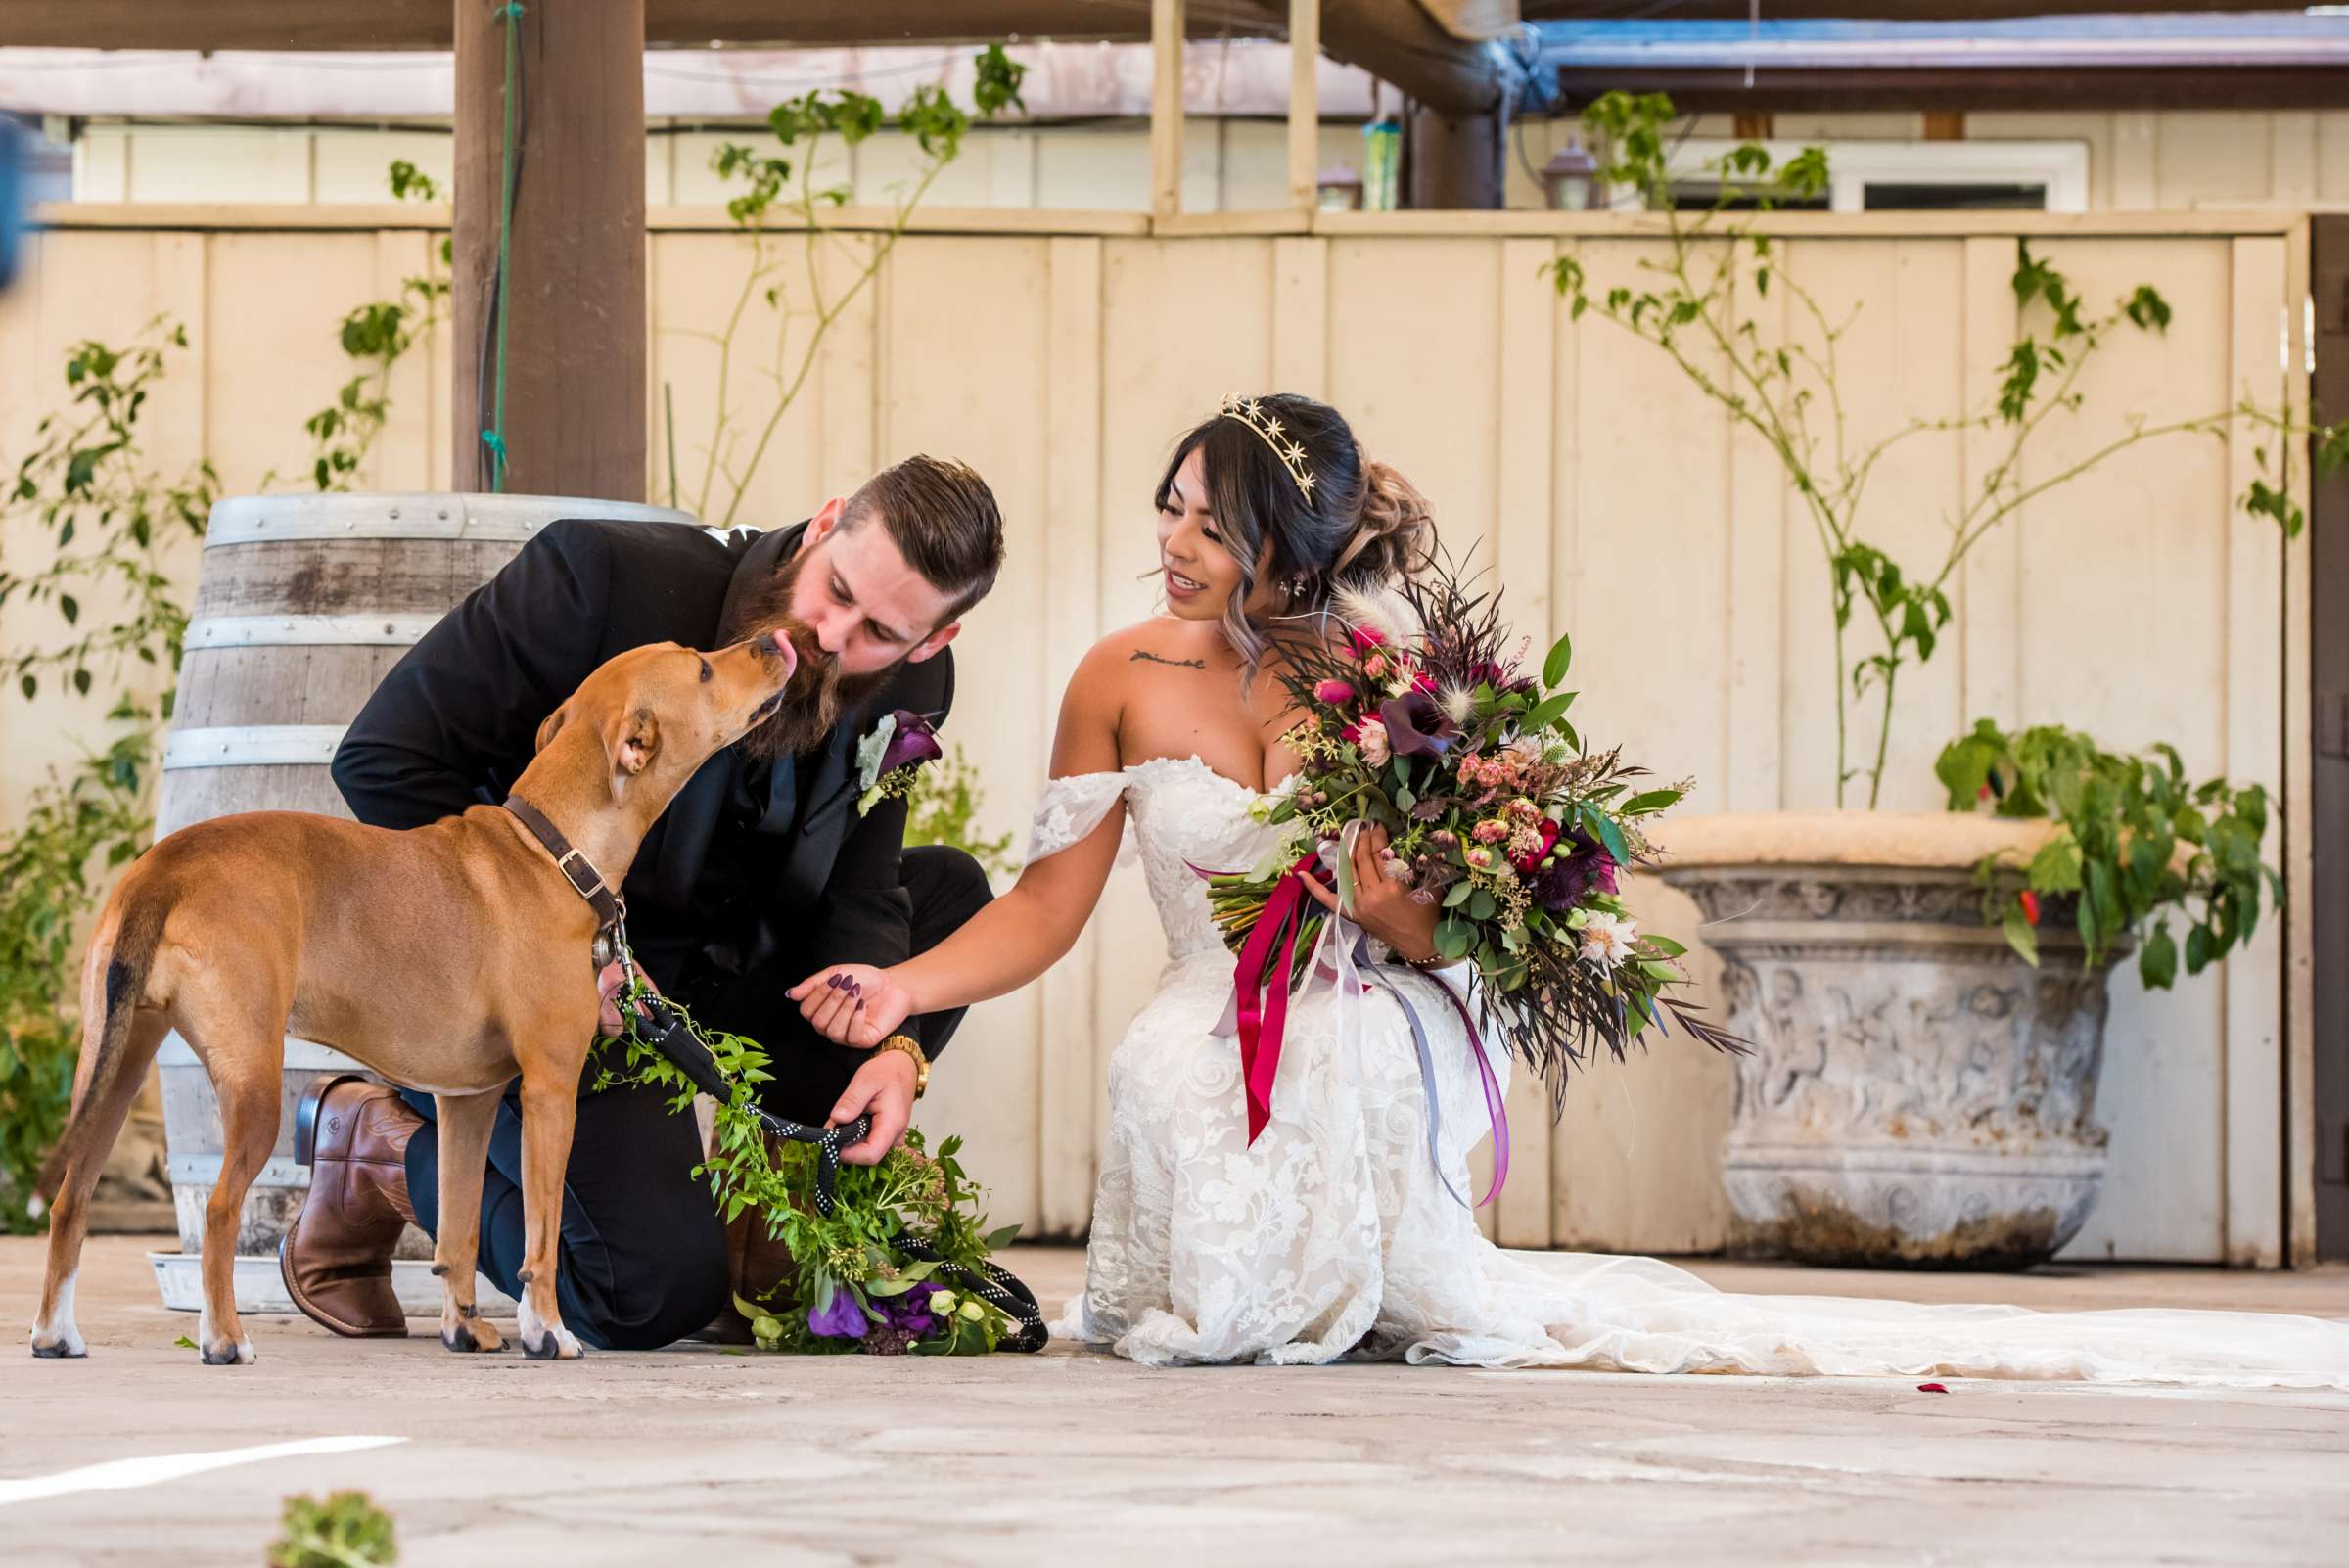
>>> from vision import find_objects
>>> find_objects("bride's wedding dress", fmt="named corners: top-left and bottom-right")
top-left (1031, 756), bottom-right (2349, 1387)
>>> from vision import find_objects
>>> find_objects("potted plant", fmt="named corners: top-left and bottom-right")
top-left (1550, 92), bottom-right (2344, 1267)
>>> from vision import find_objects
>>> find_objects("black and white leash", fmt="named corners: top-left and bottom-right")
top-left (624, 986), bottom-right (1049, 1353)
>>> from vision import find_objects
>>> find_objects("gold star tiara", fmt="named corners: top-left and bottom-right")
top-left (1219, 394), bottom-right (1315, 499)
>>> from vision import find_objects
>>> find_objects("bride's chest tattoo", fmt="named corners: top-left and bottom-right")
top-left (1129, 649), bottom-right (1208, 670)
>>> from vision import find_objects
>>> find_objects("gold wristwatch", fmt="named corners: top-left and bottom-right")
top-left (879, 1033), bottom-right (929, 1098)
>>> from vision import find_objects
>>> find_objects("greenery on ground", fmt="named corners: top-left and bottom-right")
top-left (268, 1491), bottom-right (397, 1568)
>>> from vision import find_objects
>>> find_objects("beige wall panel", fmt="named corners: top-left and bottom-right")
top-left (870, 235), bottom-right (1056, 1225)
top-left (2322, 115), bottom-right (2349, 205)
top-left (124, 128), bottom-right (314, 205)
top-left (206, 232), bottom-right (384, 492)
top-left (2008, 237), bottom-right (2235, 1261)
top-left (1, 232), bottom-right (192, 832)
top-left (312, 131), bottom-right (453, 205)
top-left (1324, 238), bottom-right (1502, 566)
top-left (1774, 237), bottom-right (1969, 812)
top-left (1036, 128), bottom-right (1219, 214)
top-left (1547, 235), bottom-right (1737, 1255)
top-left (2154, 113), bottom-right (2275, 208)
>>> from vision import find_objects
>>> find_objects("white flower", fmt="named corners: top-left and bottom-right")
top-left (853, 713), bottom-right (898, 791)
top-left (1355, 716), bottom-right (1391, 766)
top-left (1578, 911), bottom-right (1636, 969)
top-left (1504, 735), bottom-right (1544, 768)
top-left (1330, 580), bottom-right (1422, 647)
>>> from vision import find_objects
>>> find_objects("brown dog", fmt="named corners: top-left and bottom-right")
top-left (29, 631), bottom-right (796, 1364)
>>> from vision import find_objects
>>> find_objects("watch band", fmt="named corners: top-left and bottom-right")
top-left (879, 1033), bottom-right (929, 1098)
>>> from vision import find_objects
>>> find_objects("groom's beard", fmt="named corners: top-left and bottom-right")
top-left (722, 550), bottom-right (895, 760)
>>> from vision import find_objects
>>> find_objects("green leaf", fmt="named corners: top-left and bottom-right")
top-left (2140, 921), bottom-right (2179, 991)
top-left (1619, 788), bottom-right (1682, 815)
top-left (1443, 881), bottom-right (1475, 908)
top-left (1435, 917), bottom-right (1474, 961)
top-left (2003, 904), bottom-right (2041, 967)
top-left (1542, 632), bottom-right (1573, 689)
top-left (1589, 809), bottom-right (1630, 868)
top-left (1466, 889), bottom-right (1497, 922)
top-left (1520, 692), bottom-right (1574, 734)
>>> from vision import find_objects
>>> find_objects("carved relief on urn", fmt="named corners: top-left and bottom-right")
top-left (1662, 814), bottom-right (2117, 1269)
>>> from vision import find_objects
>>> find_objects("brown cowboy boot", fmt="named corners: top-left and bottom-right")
top-left (279, 1074), bottom-right (421, 1338)
top-left (689, 1130), bottom-right (802, 1344)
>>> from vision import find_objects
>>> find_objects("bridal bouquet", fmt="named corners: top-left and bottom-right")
top-left (594, 983), bottom-right (1024, 1356)
top-left (1204, 565), bottom-right (1745, 1102)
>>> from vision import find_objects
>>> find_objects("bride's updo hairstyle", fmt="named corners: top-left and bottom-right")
top-left (1154, 392), bottom-right (1434, 671)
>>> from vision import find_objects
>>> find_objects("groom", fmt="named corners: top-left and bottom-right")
top-left (278, 455), bottom-right (1005, 1351)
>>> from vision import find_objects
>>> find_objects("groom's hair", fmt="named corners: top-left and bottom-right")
top-left (844, 454), bottom-right (1005, 625)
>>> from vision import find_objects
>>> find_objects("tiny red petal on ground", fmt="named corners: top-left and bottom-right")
top-left (2018, 891), bottom-right (2041, 926)
top-left (1917, 1382), bottom-right (1949, 1394)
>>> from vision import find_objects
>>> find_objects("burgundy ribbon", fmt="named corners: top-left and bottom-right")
top-left (1231, 853), bottom-right (1320, 1144)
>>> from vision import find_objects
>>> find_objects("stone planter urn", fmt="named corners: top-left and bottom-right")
top-left (1658, 812), bottom-right (2119, 1270)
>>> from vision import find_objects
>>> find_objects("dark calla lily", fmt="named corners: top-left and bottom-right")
top-left (1377, 690), bottom-right (1454, 757)
top-left (880, 709), bottom-right (944, 774)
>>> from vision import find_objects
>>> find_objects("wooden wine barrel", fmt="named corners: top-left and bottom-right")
top-left (154, 492), bottom-right (698, 1304)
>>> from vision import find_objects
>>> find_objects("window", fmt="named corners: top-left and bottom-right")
top-left (1665, 139), bottom-right (2089, 214)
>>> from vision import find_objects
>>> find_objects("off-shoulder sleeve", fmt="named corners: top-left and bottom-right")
top-left (1026, 771), bottom-right (1130, 864)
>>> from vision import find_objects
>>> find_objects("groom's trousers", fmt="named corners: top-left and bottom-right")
top-left (395, 845), bottom-right (994, 1350)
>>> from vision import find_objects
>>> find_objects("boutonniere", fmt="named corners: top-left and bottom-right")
top-left (854, 708), bottom-right (944, 815)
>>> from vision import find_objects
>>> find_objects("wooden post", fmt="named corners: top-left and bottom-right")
top-left (1151, 0), bottom-right (1185, 222)
top-left (1287, 0), bottom-right (1320, 212)
top-left (1407, 105), bottom-right (1503, 210)
top-left (453, 0), bottom-right (647, 501)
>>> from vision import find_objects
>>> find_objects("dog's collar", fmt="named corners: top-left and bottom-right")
top-left (502, 793), bottom-right (626, 964)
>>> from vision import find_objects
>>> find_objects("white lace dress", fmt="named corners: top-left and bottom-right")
top-left (1032, 757), bottom-right (2349, 1387)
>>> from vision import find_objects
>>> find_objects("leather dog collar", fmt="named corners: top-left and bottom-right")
top-left (502, 793), bottom-right (626, 964)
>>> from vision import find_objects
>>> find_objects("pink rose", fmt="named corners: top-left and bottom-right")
top-left (1362, 653), bottom-right (1390, 679)
top-left (1464, 846), bottom-right (1494, 870)
top-left (1313, 679), bottom-right (1356, 706)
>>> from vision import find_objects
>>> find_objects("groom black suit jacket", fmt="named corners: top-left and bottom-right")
top-left (331, 516), bottom-right (950, 1012)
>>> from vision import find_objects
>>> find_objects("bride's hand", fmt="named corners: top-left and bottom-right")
top-left (785, 963), bottom-right (914, 1048)
top-left (1300, 823), bottom-right (1440, 964)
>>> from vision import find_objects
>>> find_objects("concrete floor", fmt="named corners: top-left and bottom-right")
top-left (7, 1236), bottom-right (2348, 1568)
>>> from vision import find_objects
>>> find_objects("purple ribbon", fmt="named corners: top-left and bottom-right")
top-left (1349, 934), bottom-right (1509, 1210)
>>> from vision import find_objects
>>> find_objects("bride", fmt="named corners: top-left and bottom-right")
top-left (791, 392), bottom-right (2349, 1386)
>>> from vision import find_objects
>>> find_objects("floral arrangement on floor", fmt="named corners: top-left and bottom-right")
top-left (594, 977), bottom-right (1022, 1356)
top-left (1203, 563), bottom-right (1747, 1107)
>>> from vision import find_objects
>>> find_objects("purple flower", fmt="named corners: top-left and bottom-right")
top-left (1534, 830), bottom-right (1618, 912)
top-left (1377, 690), bottom-right (1455, 758)
top-left (806, 1287), bottom-right (869, 1340)
top-left (876, 1292), bottom-right (941, 1339)
top-left (880, 710), bottom-right (944, 774)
